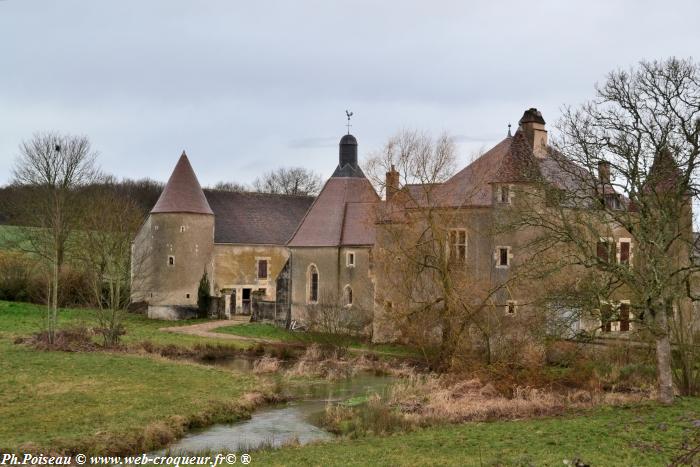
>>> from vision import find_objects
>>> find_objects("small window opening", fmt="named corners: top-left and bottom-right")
top-left (186, 293), bottom-right (190, 299)
top-left (347, 252), bottom-right (356, 267)
top-left (180, 225), bottom-right (185, 233)
top-left (500, 185), bottom-right (511, 204)
top-left (619, 240), bottom-right (631, 265)
top-left (506, 300), bottom-right (517, 315)
top-left (344, 285), bottom-right (353, 306)
top-left (308, 265), bottom-right (319, 303)
top-left (497, 246), bottom-right (510, 268)
top-left (449, 229), bottom-right (467, 262)
top-left (257, 259), bottom-right (268, 279)
top-left (168, 256), bottom-right (175, 266)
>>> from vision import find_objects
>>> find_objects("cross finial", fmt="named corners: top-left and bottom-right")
top-left (507, 123), bottom-right (512, 137)
top-left (345, 110), bottom-right (354, 134)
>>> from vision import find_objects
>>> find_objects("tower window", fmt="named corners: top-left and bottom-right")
top-left (344, 285), bottom-right (353, 307)
top-left (168, 256), bottom-right (175, 266)
top-left (505, 300), bottom-right (517, 315)
top-left (180, 225), bottom-right (186, 233)
top-left (347, 251), bottom-right (356, 267)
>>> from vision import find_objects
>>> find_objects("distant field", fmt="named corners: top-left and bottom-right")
top-left (0, 225), bottom-right (32, 250)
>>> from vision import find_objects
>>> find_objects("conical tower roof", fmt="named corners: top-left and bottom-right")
top-left (151, 152), bottom-right (213, 215)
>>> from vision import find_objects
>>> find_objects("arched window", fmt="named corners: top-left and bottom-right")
top-left (344, 285), bottom-right (353, 307)
top-left (308, 265), bottom-right (319, 303)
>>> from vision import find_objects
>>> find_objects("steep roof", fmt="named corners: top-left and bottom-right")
top-left (288, 177), bottom-right (379, 247)
top-left (151, 153), bottom-right (213, 215)
top-left (434, 131), bottom-right (543, 207)
top-left (204, 190), bottom-right (314, 245)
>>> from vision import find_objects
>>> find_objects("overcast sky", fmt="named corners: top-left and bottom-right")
top-left (1, 0), bottom-right (699, 187)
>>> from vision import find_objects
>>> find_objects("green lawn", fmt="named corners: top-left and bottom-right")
top-left (0, 301), bottom-right (267, 454)
top-left (216, 323), bottom-right (419, 357)
top-left (0, 300), bottom-right (250, 349)
top-left (0, 339), bottom-right (260, 453)
top-left (254, 399), bottom-right (700, 466)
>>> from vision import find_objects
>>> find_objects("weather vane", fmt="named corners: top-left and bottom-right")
top-left (345, 110), bottom-right (354, 134)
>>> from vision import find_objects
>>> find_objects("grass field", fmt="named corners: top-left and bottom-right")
top-left (216, 323), bottom-right (419, 357)
top-left (0, 301), bottom-right (265, 453)
top-left (253, 399), bottom-right (700, 466)
top-left (0, 300), bottom-right (250, 348)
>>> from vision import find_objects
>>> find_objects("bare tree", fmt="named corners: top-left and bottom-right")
top-left (10, 132), bottom-right (100, 344)
top-left (509, 58), bottom-right (700, 403)
top-left (77, 186), bottom-right (143, 347)
top-left (368, 130), bottom-right (531, 369)
top-left (252, 167), bottom-right (322, 196)
top-left (211, 181), bottom-right (249, 192)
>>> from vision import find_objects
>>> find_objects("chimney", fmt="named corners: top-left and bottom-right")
top-left (386, 165), bottom-right (400, 201)
top-left (518, 108), bottom-right (548, 158)
top-left (598, 161), bottom-right (611, 184)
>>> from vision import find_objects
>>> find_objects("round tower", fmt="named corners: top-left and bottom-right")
top-left (145, 151), bottom-right (215, 319)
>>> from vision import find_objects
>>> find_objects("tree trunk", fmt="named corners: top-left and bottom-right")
top-left (655, 307), bottom-right (675, 404)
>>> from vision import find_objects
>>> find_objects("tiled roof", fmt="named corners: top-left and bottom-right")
top-left (204, 190), bottom-right (314, 245)
top-left (288, 177), bottom-right (380, 247)
top-left (152, 153), bottom-right (214, 215)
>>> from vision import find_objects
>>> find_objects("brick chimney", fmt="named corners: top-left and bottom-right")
top-left (598, 161), bottom-right (611, 184)
top-left (386, 165), bottom-right (400, 201)
top-left (519, 108), bottom-right (548, 158)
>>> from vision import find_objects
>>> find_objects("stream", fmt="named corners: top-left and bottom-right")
top-left (156, 367), bottom-right (396, 454)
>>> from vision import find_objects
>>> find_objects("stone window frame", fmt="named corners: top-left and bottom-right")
top-left (617, 238), bottom-right (632, 265)
top-left (448, 228), bottom-right (467, 262)
top-left (346, 251), bottom-right (356, 268)
top-left (344, 284), bottom-right (353, 307)
top-left (495, 246), bottom-right (512, 269)
top-left (505, 300), bottom-right (517, 315)
top-left (598, 299), bottom-right (632, 333)
top-left (167, 255), bottom-right (175, 266)
top-left (497, 184), bottom-right (514, 205)
top-left (307, 264), bottom-right (320, 304)
top-left (256, 257), bottom-right (271, 280)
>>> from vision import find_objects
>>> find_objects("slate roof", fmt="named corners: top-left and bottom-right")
top-left (288, 177), bottom-right (380, 247)
top-left (152, 153), bottom-right (214, 215)
top-left (204, 190), bottom-right (315, 245)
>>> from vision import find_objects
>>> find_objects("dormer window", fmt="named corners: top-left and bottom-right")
top-left (605, 194), bottom-right (621, 210)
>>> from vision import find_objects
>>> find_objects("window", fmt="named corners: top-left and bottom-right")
top-left (605, 194), bottom-right (622, 210)
top-left (449, 229), bottom-right (467, 262)
top-left (168, 256), bottom-right (175, 266)
top-left (308, 265), bottom-right (319, 303)
top-left (505, 300), bottom-right (517, 315)
top-left (496, 246), bottom-right (511, 268)
top-left (347, 251), bottom-right (356, 268)
top-left (344, 285), bottom-right (353, 307)
top-left (186, 293), bottom-right (190, 299)
top-left (180, 225), bottom-right (186, 233)
top-left (257, 259), bottom-right (268, 279)
top-left (600, 303), bottom-right (612, 332)
top-left (619, 239), bottom-right (631, 265)
top-left (499, 185), bottom-right (511, 204)
top-left (385, 301), bottom-right (393, 313)
top-left (619, 302), bottom-right (630, 332)
top-left (596, 239), bottom-right (615, 263)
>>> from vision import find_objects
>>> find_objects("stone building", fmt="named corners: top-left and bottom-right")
top-left (131, 152), bottom-right (313, 319)
top-left (287, 134), bottom-right (380, 331)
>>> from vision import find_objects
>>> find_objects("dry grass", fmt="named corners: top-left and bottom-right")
top-left (320, 373), bottom-right (651, 437)
top-left (285, 344), bottom-right (398, 380)
top-left (253, 356), bottom-right (282, 374)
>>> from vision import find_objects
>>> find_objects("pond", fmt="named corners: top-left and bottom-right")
top-left (156, 372), bottom-right (396, 454)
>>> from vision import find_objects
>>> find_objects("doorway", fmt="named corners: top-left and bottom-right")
top-left (242, 288), bottom-right (252, 315)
